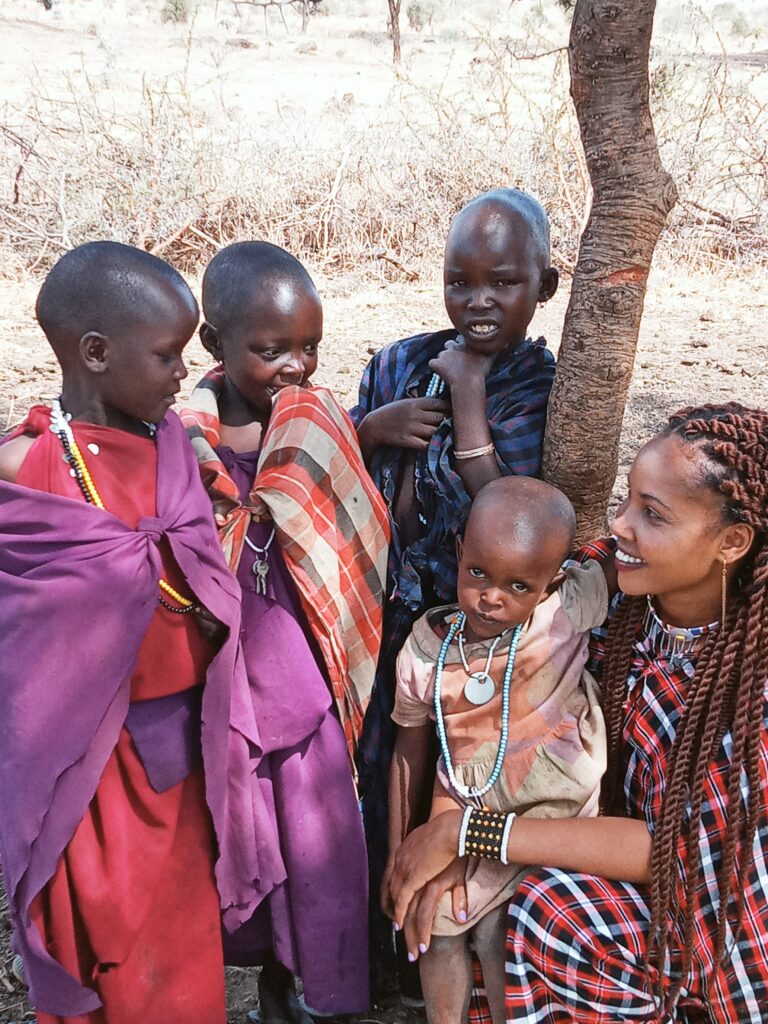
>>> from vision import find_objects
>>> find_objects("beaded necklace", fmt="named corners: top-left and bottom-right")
top-left (433, 610), bottom-right (522, 806)
top-left (50, 399), bottom-right (197, 614)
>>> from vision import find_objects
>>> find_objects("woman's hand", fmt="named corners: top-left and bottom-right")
top-left (402, 857), bottom-right (468, 961)
top-left (388, 808), bottom-right (463, 929)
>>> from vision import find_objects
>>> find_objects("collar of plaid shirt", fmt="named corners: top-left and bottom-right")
top-left (179, 367), bottom-right (390, 762)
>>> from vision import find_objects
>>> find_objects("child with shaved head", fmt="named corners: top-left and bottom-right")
top-left (383, 476), bottom-right (609, 1024)
top-left (0, 242), bottom-right (284, 1023)
top-left (180, 241), bottom-right (389, 1023)
top-left (350, 187), bottom-right (560, 982)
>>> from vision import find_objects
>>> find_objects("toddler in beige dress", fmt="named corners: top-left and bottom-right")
top-left (385, 476), bottom-right (610, 1024)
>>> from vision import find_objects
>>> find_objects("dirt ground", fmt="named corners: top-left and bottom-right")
top-left (1, 0), bottom-right (767, 1021)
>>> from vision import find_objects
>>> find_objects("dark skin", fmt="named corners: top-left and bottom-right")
top-left (199, 277), bottom-right (322, 454)
top-left (357, 199), bottom-right (558, 510)
top-left (0, 277), bottom-right (225, 645)
top-left (385, 435), bottom-right (755, 965)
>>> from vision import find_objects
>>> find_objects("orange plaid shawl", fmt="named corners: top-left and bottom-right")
top-left (179, 368), bottom-right (389, 759)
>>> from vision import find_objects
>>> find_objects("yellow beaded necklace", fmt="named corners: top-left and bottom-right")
top-left (51, 399), bottom-right (197, 614)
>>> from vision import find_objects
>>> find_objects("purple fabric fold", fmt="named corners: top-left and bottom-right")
top-left (0, 410), bottom-right (285, 1016)
top-left (124, 686), bottom-right (202, 793)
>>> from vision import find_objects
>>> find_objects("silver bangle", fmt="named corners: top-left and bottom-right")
top-left (454, 442), bottom-right (495, 461)
top-left (500, 812), bottom-right (516, 865)
top-left (458, 804), bottom-right (473, 858)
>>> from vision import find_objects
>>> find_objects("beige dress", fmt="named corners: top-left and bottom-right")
top-left (392, 562), bottom-right (608, 935)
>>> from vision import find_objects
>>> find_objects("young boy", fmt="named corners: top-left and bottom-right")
top-left (0, 242), bottom-right (282, 1023)
top-left (385, 476), bottom-right (607, 1024)
top-left (179, 241), bottom-right (390, 1023)
top-left (349, 187), bottom-right (559, 975)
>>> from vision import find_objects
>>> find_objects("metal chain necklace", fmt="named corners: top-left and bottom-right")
top-left (244, 527), bottom-right (276, 595)
top-left (433, 610), bottom-right (523, 805)
top-left (50, 398), bottom-right (197, 614)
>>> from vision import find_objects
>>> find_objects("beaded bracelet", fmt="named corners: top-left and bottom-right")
top-left (457, 805), bottom-right (474, 858)
top-left (462, 808), bottom-right (515, 862)
top-left (454, 442), bottom-right (495, 461)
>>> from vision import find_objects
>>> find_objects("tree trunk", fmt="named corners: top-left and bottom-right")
top-left (387, 0), bottom-right (402, 64)
top-left (541, 0), bottom-right (677, 543)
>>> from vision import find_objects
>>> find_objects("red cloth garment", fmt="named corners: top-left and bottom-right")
top-left (18, 412), bottom-right (226, 1024)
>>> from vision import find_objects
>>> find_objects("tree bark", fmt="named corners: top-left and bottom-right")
top-left (541, 0), bottom-right (677, 543)
top-left (387, 0), bottom-right (402, 64)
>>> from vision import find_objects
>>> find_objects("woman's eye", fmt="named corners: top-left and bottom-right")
top-left (643, 506), bottom-right (662, 522)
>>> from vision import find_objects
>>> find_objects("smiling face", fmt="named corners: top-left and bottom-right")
top-left (456, 505), bottom-right (566, 642)
top-left (204, 278), bottom-right (322, 419)
top-left (611, 433), bottom-right (752, 621)
top-left (443, 202), bottom-right (557, 356)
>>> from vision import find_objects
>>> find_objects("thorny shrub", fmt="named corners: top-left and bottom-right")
top-left (0, 21), bottom-right (766, 280)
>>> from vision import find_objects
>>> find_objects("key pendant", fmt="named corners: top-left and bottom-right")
top-left (253, 558), bottom-right (270, 595)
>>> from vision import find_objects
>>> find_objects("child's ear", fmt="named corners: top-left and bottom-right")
top-left (542, 570), bottom-right (566, 600)
top-left (79, 332), bottom-right (108, 374)
top-left (538, 267), bottom-right (559, 304)
top-left (199, 321), bottom-right (224, 363)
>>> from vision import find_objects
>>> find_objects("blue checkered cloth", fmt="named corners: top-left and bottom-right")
top-left (349, 328), bottom-right (556, 610)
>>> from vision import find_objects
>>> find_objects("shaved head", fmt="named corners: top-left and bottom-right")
top-left (202, 241), bottom-right (317, 335)
top-left (468, 476), bottom-right (576, 571)
top-left (449, 188), bottom-right (552, 269)
top-left (36, 242), bottom-right (197, 360)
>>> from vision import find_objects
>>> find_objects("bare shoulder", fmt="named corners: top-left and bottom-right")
top-left (0, 434), bottom-right (36, 483)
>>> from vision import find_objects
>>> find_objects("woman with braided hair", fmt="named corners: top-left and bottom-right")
top-left (386, 402), bottom-right (768, 1022)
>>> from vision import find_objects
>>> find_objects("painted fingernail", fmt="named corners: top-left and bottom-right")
top-left (408, 952), bottom-right (417, 962)
top-left (419, 943), bottom-right (428, 954)
top-left (458, 910), bottom-right (468, 922)
top-left (393, 922), bottom-right (401, 932)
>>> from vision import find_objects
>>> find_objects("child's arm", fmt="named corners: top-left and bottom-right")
top-left (428, 343), bottom-right (501, 497)
top-left (0, 435), bottom-right (35, 483)
top-left (382, 722), bottom-right (433, 915)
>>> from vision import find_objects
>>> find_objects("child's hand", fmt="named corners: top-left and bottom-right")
top-left (358, 398), bottom-right (449, 454)
top-left (429, 337), bottom-right (495, 390)
top-left (381, 855), bottom-right (397, 918)
top-left (194, 605), bottom-right (227, 648)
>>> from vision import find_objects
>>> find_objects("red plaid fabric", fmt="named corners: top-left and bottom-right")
top-left (180, 370), bottom-right (390, 761)
top-left (469, 540), bottom-right (768, 1023)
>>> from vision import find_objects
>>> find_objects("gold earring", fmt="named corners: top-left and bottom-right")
top-left (720, 557), bottom-right (728, 624)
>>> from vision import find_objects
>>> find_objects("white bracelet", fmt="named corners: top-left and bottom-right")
top-left (458, 804), bottom-right (473, 858)
top-left (500, 812), bottom-right (516, 865)
top-left (454, 442), bottom-right (495, 461)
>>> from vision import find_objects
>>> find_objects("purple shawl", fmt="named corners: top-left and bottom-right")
top-left (0, 410), bottom-right (285, 1016)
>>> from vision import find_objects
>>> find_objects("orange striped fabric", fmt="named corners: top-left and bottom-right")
top-left (179, 368), bottom-right (390, 760)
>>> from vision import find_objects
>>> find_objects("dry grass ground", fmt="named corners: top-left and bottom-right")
top-left (0, 0), bottom-right (767, 1021)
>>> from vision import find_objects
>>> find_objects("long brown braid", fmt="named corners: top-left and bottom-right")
top-left (599, 403), bottom-right (768, 1013)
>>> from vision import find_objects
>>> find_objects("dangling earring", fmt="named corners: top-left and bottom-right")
top-left (720, 557), bottom-right (728, 624)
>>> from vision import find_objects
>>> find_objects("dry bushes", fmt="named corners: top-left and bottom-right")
top-left (0, 21), bottom-right (766, 281)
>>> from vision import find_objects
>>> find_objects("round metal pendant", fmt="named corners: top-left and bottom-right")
top-left (463, 671), bottom-right (495, 706)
